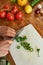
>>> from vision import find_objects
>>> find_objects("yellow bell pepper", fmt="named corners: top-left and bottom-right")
top-left (17, 0), bottom-right (28, 6)
top-left (25, 4), bottom-right (32, 14)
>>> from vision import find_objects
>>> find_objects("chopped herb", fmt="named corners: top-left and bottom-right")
top-left (15, 36), bottom-right (27, 42)
top-left (22, 36), bottom-right (27, 41)
top-left (15, 36), bottom-right (22, 42)
top-left (16, 36), bottom-right (33, 52)
top-left (17, 45), bottom-right (20, 49)
top-left (29, 47), bottom-right (33, 52)
top-left (20, 42), bottom-right (33, 52)
top-left (37, 48), bottom-right (40, 57)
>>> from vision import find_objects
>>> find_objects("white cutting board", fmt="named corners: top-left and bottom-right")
top-left (9, 24), bottom-right (43, 65)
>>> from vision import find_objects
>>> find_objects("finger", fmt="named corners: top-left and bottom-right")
top-left (0, 41), bottom-right (12, 50)
top-left (0, 44), bottom-right (9, 50)
top-left (6, 28), bottom-right (16, 37)
top-left (0, 40), bottom-right (12, 48)
top-left (8, 27), bottom-right (16, 32)
top-left (5, 33), bottom-right (16, 37)
top-left (3, 30), bottom-right (16, 37)
top-left (5, 40), bottom-right (13, 45)
top-left (0, 50), bottom-right (8, 57)
top-left (0, 26), bottom-right (16, 37)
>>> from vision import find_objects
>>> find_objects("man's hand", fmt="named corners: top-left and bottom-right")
top-left (0, 26), bottom-right (16, 37)
top-left (0, 26), bottom-right (16, 57)
top-left (0, 40), bottom-right (12, 57)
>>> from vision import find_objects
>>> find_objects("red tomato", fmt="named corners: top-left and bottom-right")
top-left (0, 11), bottom-right (6, 18)
top-left (15, 11), bottom-right (24, 20)
top-left (12, 5), bottom-right (19, 14)
top-left (7, 12), bottom-right (15, 21)
top-left (3, 4), bottom-right (10, 10)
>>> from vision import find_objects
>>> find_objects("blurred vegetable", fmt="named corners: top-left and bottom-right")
top-left (40, 8), bottom-right (43, 14)
top-left (0, 11), bottom-right (6, 18)
top-left (11, 0), bottom-right (17, 3)
top-left (35, 8), bottom-right (40, 14)
top-left (12, 5), bottom-right (19, 14)
top-left (30, 0), bottom-right (40, 7)
top-left (25, 5), bottom-right (32, 14)
top-left (17, 0), bottom-right (28, 6)
top-left (15, 11), bottom-right (24, 20)
top-left (7, 12), bottom-right (15, 21)
top-left (37, 4), bottom-right (42, 9)
top-left (3, 4), bottom-right (10, 10)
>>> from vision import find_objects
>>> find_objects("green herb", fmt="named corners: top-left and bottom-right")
top-left (16, 36), bottom-right (33, 52)
top-left (17, 46), bottom-right (20, 49)
top-left (22, 36), bottom-right (27, 41)
top-left (15, 36), bottom-right (27, 42)
top-left (30, 0), bottom-right (40, 7)
top-left (20, 42), bottom-right (33, 52)
top-left (37, 48), bottom-right (40, 57)
top-left (11, 0), bottom-right (17, 3)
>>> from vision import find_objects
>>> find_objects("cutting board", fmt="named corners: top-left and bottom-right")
top-left (10, 24), bottom-right (43, 65)
top-left (0, 0), bottom-right (43, 37)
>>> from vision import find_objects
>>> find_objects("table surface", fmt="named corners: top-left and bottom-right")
top-left (0, 0), bottom-right (43, 37)
top-left (0, 0), bottom-right (43, 65)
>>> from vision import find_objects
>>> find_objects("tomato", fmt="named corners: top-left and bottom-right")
top-left (7, 12), bottom-right (15, 21)
top-left (12, 5), bottom-right (19, 14)
top-left (3, 4), bottom-right (10, 10)
top-left (0, 11), bottom-right (6, 18)
top-left (15, 11), bottom-right (24, 20)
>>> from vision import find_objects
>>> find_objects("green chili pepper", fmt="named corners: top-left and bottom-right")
top-left (11, 0), bottom-right (17, 3)
top-left (30, 0), bottom-right (40, 7)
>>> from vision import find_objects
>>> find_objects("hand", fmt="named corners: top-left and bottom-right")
top-left (0, 26), bottom-right (16, 57)
top-left (0, 40), bottom-right (12, 57)
top-left (0, 26), bottom-right (16, 37)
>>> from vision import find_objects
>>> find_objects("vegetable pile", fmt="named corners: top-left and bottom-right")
top-left (34, 4), bottom-right (43, 15)
top-left (20, 42), bottom-right (33, 52)
top-left (15, 36), bottom-right (33, 52)
top-left (0, 4), bottom-right (24, 21)
top-left (10, 0), bottom-right (40, 15)
top-left (0, 0), bottom-right (40, 21)
top-left (15, 36), bottom-right (40, 57)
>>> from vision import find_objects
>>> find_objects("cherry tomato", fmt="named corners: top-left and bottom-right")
top-left (3, 4), bottom-right (10, 10)
top-left (0, 11), bottom-right (6, 18)
top-left (15, 11), bottom-right (24, 20)
top-left (12, 5), bottom-right (19, 14)
top-left (7, 12), bottom-right (15, 21)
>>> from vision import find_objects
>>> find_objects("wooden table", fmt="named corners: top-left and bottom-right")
top-left (0, 0), bottom-right (43, 65)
